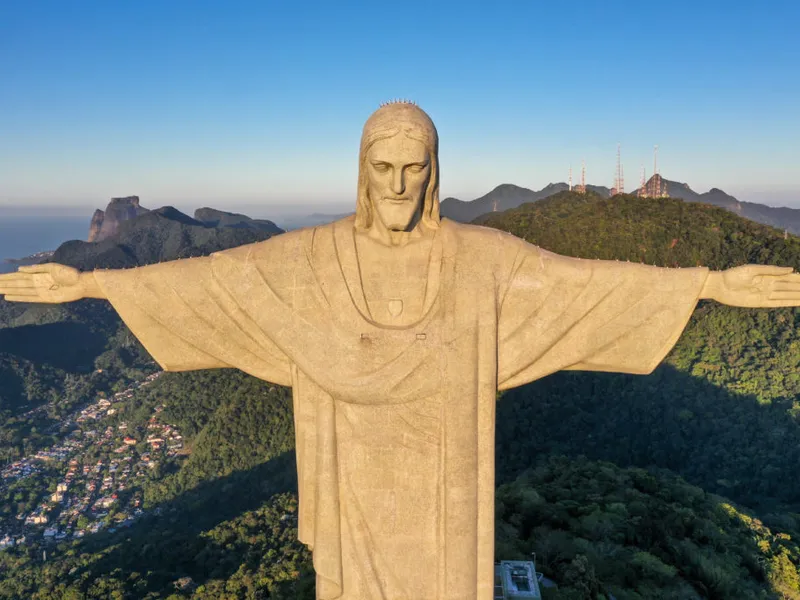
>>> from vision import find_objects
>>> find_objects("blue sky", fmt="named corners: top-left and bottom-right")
top-left (1, 0), bottom-right (798, 216)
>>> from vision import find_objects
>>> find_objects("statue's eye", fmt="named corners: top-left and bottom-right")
top-left (407, 164), bottom-right (427, 173)
top-left (372, 163), bottom-right (390, 173)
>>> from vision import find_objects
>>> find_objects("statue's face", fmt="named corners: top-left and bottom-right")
top-left (366, 133), bottom-right (431, 231)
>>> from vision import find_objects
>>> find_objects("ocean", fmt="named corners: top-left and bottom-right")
top-left (0, 216), bottom-right (89, 274)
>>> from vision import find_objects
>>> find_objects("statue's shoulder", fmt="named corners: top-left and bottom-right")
top-left (210, 215), bottom-right (354, 264)
top-left (441, 218), bottom-right (533, 257)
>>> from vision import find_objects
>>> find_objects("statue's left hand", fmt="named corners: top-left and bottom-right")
top-left (0, 264), bottom-right (95, 303)
top-left (704, 265), bottom-right (800, 307)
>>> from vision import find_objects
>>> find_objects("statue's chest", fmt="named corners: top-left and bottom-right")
top-left (354, 242), bottom-right (431, 325)
top-left (359, 255), bottom-right (428, 325)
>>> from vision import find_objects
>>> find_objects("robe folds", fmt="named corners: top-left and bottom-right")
top-left (93, 216), bottom-right (709, 600)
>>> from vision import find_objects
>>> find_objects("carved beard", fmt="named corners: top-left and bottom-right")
top-left (370, 190), bottom-right (425, 232)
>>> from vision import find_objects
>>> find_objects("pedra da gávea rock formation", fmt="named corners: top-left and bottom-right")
top-left (88, 195), bottom-right (150, 242)
top-left (4, 101), bottom-right (800, 600)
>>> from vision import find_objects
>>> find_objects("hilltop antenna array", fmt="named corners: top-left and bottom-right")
top-left (569, 165), bottom-right (573, 192)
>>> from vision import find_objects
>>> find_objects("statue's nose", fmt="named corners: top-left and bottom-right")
top-left (392, 169), bottom-right (406, 195)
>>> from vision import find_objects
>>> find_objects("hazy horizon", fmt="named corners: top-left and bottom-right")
top-left (1, 181), bottom-right (798, 220)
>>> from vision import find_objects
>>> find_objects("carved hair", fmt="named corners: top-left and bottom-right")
top-left (355, 101), bottom-right (441, 230)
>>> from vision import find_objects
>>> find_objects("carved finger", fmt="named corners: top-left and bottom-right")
top-left (2, 295), bottom-right (41, 303)
top-left (774, 273), bottom-right (800, 284)
top-left (772, 282), bottom-right (800, 292)
top-left (768, 291), bottom-right (800, 301)
top-left (760, 266), bottom-right (795, 276)
top-left (17, 264), bottom-right (56, 273)
top-left (0, 280), bottom-right (37, 289)
top-left (0, 274), bottom-right (32, 282)
top-left (0, 288), bottom-right (38, 296)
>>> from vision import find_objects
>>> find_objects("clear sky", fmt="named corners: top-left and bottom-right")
top-left (1, 0), bottom-right (798, 216)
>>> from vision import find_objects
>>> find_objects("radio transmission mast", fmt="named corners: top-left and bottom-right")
top-left (652, 145), bottom-right (661, 197)
top-left (611, 143), bottom-right (624, 196)
top-left (638, 165), bottom-right (647, 198)
top-left (577, 160), bottom-right (586, 194)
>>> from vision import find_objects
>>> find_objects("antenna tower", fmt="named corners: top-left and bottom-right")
top-left (569, 165), bottom-right (572, 191)
top-left (652, 145), bottom-right (661, 198)
top-left (615, 144), bottom-right (624, 195)
top-left (639, 165), bottom-right (647, 198)
top-left (578, 160), bottom-right (586, 194)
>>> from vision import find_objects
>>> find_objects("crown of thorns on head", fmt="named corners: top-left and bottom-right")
top-left (379, 99), bottom-right (418, 107)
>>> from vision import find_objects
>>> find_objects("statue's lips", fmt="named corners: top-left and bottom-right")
top-left (383, 197), bottom-right (409, 204)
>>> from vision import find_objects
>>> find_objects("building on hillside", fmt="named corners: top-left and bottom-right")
top-left (494, 560), bottom-right (543, 599)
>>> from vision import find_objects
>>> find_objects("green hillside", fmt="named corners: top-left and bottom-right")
top-left (475, 191), bottom-right (800, 270)
top-left (497, 456), bottom-right (800, 600)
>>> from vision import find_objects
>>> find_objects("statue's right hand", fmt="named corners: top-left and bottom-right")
top-left (0, 263), bottom-right (86, 303)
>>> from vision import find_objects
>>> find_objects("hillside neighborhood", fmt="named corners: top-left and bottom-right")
top-left (0, 372), bottom-right (182, 550)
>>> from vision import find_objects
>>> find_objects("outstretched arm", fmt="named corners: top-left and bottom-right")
top-left (0, 263), bottom-right (105, 303)
top-left (699, 265), bottom-right (800, 307)
top-left (0, 255), bottom-right (292, 385)
top-left (496, 233), bottom-right (800, 389)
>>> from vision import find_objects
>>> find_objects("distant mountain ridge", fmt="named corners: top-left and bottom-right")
top-left (55, 205), bottom-right (284, 271)
top-left (442, 179), bottom-right (800, 234)
top-left (440, 183), bottom-right (610, 222)
top-left (635, 177), bottom-right (800, 234)
top-left (194, 207), bottom-right (282, 234)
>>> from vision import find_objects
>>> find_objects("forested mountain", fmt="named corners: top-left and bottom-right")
top-left (193, 208), bottom-right (283, 234)
top-left (3, 195), bottom-right (800, 598)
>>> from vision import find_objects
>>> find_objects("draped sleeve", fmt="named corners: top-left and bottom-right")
top-left (93, 243), bottom-right (292, 386)
top-left (497, 237), bottom-right (709, 390)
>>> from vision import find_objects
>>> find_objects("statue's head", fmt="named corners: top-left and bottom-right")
top-left (355, 100), bottom-right (440, 232)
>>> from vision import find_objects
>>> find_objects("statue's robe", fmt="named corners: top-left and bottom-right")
top-left (94, 216), bottom-right (708, 600)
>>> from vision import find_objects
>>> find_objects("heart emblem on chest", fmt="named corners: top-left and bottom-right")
top-left (387, 299), bottom-right (403, 317)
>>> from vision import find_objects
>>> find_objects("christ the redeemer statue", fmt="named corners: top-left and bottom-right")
top-left (2, 101), bottom-right (800, 600)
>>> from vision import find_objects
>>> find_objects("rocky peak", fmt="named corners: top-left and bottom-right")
top-left (88, 196), bottom-right (149, 242)
top-left (87, 209), bottom-right (105, 243)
